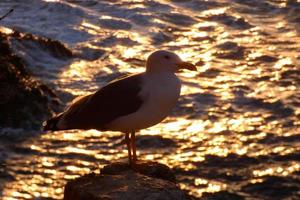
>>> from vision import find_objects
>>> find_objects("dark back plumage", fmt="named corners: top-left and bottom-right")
top-left (51, 74), bottom-right (144, 131)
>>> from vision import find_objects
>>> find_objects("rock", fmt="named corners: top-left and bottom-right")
top-left (64, 161), bottom-right (189, 200)
top-left (0, 26), bottom-right (61, 130)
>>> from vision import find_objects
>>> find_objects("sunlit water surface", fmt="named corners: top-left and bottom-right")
top-left (0, 0), bottom-right (299, 199)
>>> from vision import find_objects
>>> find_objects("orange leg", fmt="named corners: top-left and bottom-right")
top-left (131, 131), bottom-right (137, 162)
top-left (125, 133), bottom-right (132, 165)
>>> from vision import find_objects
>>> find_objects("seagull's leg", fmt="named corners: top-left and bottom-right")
top-left (125, 133), bottom-right (132, 165)
top-left (131, 130), bottom-right (137, 162)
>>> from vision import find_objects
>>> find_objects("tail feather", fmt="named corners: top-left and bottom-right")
top-left (43, 114), bottom-right (63, 131)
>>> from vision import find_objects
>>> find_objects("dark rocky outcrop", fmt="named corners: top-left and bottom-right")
top-left (64, 161), bottom-right (189, 200)
top-left (0, 27), bottom-right (62, 130)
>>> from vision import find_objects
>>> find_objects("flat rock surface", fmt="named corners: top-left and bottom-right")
top-left (64, 161), bottom-right (188, 200)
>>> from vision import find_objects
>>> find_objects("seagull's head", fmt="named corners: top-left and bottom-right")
top-left (146, 50), bottom-right (197, 73)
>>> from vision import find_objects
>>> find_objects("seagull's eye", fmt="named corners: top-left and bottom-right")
top-left (164, 55), bottom-right (170, 59)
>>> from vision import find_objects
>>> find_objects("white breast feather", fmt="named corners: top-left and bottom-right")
top-left (107, 72), bottom-right (181, 132)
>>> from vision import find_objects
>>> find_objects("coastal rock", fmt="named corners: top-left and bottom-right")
top-left (64, 161), bottom-right (188, 200)
top-left (0, 27), bottom-right (61, 130)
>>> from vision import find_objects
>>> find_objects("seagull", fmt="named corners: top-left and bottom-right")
top-left (43, 50), bottom-right (196, 166)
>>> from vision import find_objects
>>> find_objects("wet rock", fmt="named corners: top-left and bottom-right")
top-left (0, 27), bottom-right (60, 130)
top-left (64, 161), bottom-right (188, 200)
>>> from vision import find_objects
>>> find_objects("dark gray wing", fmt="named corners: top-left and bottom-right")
top-left (60, 73), bottom-right (144, 130)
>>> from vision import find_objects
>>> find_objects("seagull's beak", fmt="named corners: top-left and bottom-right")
top-left (177, 61), bottom-right (197, 72)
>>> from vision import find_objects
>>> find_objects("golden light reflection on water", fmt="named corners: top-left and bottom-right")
top-left (202, 7), bottom-right (228, 16)
top-left (253, 163), bottom-right (300, 177)
top-left (2, 0), bottom-right (300, 199)
top-left (80, 21), bottom-right (103, 36)
top-left (180, 180), bottom-right (227, 197)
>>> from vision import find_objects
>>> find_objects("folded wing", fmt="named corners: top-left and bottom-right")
top-left (56, 74), bottom-right (144, 130)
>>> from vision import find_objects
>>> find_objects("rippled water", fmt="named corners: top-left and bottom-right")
top-left (0, 0), bottom-right (300, 199)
